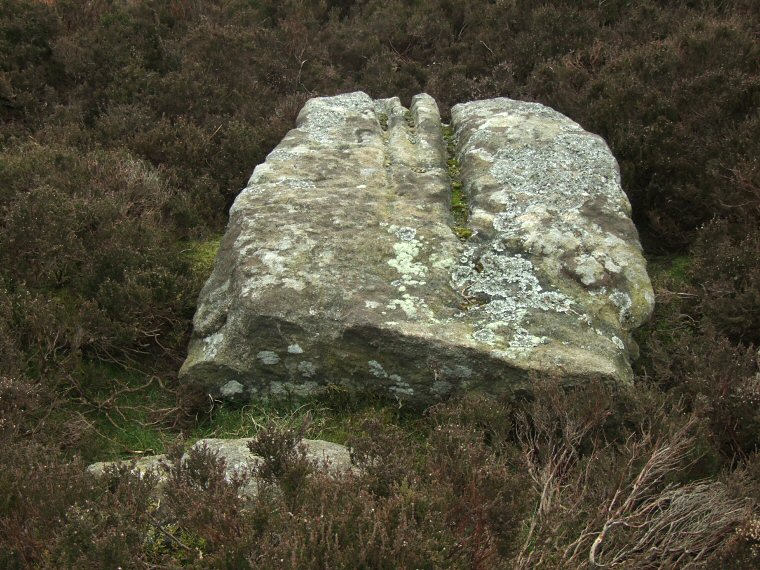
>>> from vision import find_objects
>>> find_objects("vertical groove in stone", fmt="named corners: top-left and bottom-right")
top-left (377, 96), bottom-right (449, 206)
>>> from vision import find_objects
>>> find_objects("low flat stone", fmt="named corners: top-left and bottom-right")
top-left (87, 438), bottom-right (352, 498)
top-left (179, 92), bottom-right (654, 406)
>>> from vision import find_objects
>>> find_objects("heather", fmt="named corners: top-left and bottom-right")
top-left (1, 0), bottom-right (759, 566)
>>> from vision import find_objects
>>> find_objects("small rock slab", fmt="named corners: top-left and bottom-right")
top-left (88, 438), bottom-right (352, 498)
top-left (179, 92), bottom-right (654, 406)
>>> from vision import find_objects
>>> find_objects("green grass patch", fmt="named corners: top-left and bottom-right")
top-left (181, 235), bottom-right (223, 279)
top-left (647, 254), bottom-right (693, 287)
top-left (663, 255), bottom-right (692, 285)
top-left (633, 254), bottom-right (699, 361)
top-left (188, 391), bottom-right (426, 447)
top-left (72, 367), bottom-right (430, 463)
top-left (62, 362), bottom-right (179, 463)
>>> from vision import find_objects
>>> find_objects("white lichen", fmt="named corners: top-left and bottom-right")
top-left (257, 351), bottom-right (280, 365)
top-left (368, 360), bottom-right (387, 378)
top-left (393, 226), bottom-right (417, 242)
top-left (389, 376), bottom-right (414, 397)
top-left (472, 328), bottom-right (497, 344)
top-left (203, 332), bottom-right (224, 359)
top-left (609, 291), bottom-right (633, 324)
top-left (387, 240), bottom-right (427, 284)
top-left (298, 361), bottom-right (317, 378)
top-left (386, 294), bottom-right (428, 319)
top-left (220, 380), bottom-right (244, 398)
top-left (574, 254), bottom-right (605, 286)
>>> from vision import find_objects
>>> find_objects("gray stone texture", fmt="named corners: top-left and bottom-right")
top-left (88, 438), bottom-right (352, 498)
top-left (179, 92), bottom-right (654, 406)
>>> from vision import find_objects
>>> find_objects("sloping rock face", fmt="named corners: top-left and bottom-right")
top-left (179, 92), bottom-right (654, 406)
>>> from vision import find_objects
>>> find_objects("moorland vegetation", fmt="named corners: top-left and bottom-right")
top-left (1, 0), bottom-right (759, 567)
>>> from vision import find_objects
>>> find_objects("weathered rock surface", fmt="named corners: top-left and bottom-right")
top-left (179, 92), bottom-right (654, 406)
top-left (88, 438), bottom-right (352, 498)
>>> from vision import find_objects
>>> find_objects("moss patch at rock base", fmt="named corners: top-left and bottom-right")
top-left (182, 236), bottom-right (222, 278)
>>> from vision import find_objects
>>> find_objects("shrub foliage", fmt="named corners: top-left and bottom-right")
top-left (1, 0), bottom-right (759, 567)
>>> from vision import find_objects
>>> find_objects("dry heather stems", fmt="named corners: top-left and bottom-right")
top-left (516, 412), bottom-right (750, 569)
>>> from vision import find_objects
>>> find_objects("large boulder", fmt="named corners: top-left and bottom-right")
top-left (179, 92), bottom-right (654, 406)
